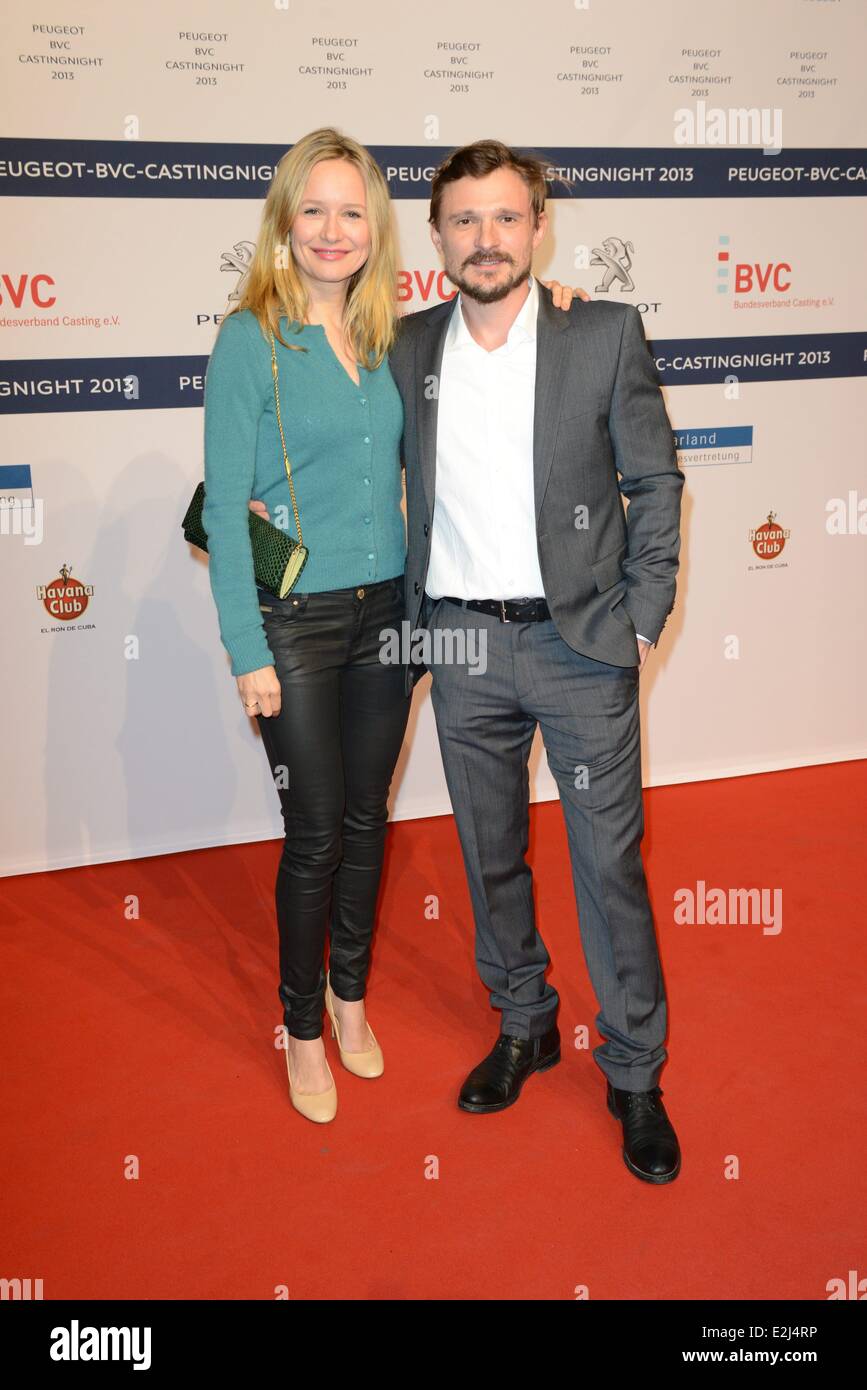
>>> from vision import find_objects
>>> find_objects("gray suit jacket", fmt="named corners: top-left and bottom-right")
top-left (388, 284), bottom-right (684, 696)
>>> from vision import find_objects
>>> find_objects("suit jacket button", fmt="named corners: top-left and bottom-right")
top-left (423, 522), bottom-right (429, 536)
top-left (414, 581), bottom-right (420, 594)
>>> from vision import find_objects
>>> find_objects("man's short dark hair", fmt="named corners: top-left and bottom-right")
top-left (429, 139), bottom-right (548, 229)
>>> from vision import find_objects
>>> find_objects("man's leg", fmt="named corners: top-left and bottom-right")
top-left (422, 596), bottom-right (559, 1038)
top-left (515, 619), bottom-right (667, 1090)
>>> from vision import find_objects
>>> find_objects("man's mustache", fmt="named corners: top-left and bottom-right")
top-left (463, 253), bottom-right (514, 267)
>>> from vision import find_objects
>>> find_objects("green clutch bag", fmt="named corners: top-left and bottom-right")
top-left (183, 323), bottom-right (309, 599)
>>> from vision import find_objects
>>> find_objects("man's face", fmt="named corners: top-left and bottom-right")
top-left (430, 167), bottom-right (547, 303)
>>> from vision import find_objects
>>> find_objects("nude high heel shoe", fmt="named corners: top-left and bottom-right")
top-left (325, 972), bottom-right (384, 1078)
top-left (284, 1032), bottom-right (338, 1123)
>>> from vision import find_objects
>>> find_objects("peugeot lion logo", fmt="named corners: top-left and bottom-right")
top-left (591, 237), bottom-right (635, 293)
top-left (219, 241), bottom-right (257, 300)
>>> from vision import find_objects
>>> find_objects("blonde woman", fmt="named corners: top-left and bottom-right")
top-left (202, 129), bottom-right (410, 1124)
top-left (202, 127), bottom-right (581, 1125)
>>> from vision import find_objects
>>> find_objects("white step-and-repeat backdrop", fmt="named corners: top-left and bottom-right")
top-left (1, 0), bottom-right (865, 876)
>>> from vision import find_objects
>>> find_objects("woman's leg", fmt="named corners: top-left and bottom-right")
top-left (256, 595), bottom-right (348, 1046)
top-left (328, 577), bottom-right (412, 1022)
top-left (256, 679), bottom-right (344, 1044)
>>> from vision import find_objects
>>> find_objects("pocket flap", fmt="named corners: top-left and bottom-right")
top-left (591, 545), bottom-right (627, 593)
top-left (559, 393), bottom-right (610, 424)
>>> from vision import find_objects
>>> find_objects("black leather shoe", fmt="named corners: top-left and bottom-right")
top-left (458, 1025), bottom-right (560, 1113)
top-left (606, 1082), bottom-right (681, 1184)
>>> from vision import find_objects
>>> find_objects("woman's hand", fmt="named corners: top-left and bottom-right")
top-left (242, 500), bottom-right (280, 712)
top-left (237, 666), bottom-right (282, 718)
top-left (541, 280), bottom-right (590, 309)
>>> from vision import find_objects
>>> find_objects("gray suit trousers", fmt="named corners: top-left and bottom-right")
top-left (420, 593), bottom-right (668, 1091)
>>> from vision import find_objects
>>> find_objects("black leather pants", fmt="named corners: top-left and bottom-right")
top-left (254, 574), bottom-right (411, 1039)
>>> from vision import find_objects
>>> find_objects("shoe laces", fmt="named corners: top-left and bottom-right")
top-left (619, 1087), bottom-right (671, 1141)
top-left (487, 1032), bottom-right (529, 1076)
top-left (624, 1085), bottom-right (663, 1111)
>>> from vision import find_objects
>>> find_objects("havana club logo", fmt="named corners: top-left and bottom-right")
top-left (749, 511), bottom-right (790, 561)
top-left (36, 563), bottom-right (94, 619)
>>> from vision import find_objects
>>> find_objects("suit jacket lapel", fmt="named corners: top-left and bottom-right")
top-left (533, 287), bottom-right (572, 521)
top-left (415, 299), bottom-right (458, 520)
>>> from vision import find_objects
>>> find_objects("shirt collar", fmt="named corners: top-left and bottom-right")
top-left (446, 273), bottom-right (538, 353)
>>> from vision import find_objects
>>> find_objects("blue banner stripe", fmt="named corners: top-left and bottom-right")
top-left (1, 333), bottom-right (864, 415)
top-left (1, 139), bottom-right (864, 199)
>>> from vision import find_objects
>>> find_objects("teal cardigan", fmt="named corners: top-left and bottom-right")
top-left (202, 308), bottom-right (406, 676)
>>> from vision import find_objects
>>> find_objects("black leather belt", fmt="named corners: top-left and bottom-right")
top-left (441, 595), bottom-right (551, 623)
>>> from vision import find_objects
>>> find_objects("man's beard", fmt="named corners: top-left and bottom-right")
top-left (447, 253), bottom-right (531, 304)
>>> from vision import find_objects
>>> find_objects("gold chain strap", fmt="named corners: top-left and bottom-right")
top-left (268, 328), bottom-right (303, 547)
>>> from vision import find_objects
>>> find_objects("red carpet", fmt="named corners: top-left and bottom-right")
top-left (2, 761), bottom-right (864, 1300)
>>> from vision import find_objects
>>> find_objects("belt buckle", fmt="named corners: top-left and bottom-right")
top-left (500, 599), bottom-right (510, 623)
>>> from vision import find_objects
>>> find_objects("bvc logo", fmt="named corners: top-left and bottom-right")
top-left (0, 273), bottom-right (56, 308)
top-left (716, 237), bottom-right (792, 295)
top-left (397, 270), bottom-right (457, 304)
top-left (734, 262), bottom-right (793, 294)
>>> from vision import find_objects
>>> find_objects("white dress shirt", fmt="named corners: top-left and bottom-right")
top-left (426, 274), bottom-right (545, 601)
top-left (425, 274), bottom-right (651, 644)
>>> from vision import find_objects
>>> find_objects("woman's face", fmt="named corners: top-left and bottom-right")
top-left (289, 158), bottom-right (371, 292)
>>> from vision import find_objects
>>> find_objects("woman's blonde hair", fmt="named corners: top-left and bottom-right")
top-left (229, 127), bottom-right (397, 367)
